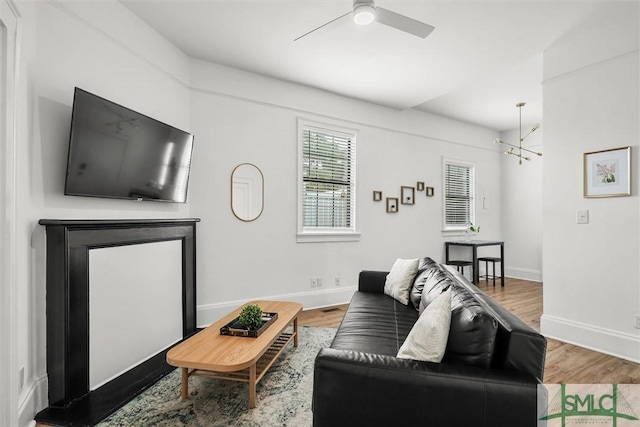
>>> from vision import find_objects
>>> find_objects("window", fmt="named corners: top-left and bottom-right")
top-left (298, 119), bottom-right (358, 242)
top-left (443, 158), bottom-right (475, 231)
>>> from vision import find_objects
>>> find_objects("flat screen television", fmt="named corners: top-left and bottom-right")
top-left (65, 88), bottom-right (195, 203)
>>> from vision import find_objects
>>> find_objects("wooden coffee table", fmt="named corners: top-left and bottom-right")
top-left (167, 300), bottom-right (302, 408)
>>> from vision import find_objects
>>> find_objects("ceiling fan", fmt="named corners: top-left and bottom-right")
top-left (295, 0), bottom-right (435, 41)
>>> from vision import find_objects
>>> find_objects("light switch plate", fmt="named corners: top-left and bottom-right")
top-left (576, 210), bottom-right (589, 224)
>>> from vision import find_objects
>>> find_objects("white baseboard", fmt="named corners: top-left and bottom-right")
top-left (196, 286), bottom-right (357, 328)
top-left (18, 375), bottom-right (47, 427)
top-left (541, 314), bottom-right (640, 363)
top-left (505, 266), bottom-right (542, 282)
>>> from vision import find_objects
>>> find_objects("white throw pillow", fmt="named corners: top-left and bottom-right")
top-left (384, 258), bottom-right (419, 305)
top-left (397, 288), bottom-right (452, 362)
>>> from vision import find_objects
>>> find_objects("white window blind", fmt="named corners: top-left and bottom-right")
top-left (300, 124), bottom-right (356, 233)
top-left (444, 160), bottom-right (475, 229)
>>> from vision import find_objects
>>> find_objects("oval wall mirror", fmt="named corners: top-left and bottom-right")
top-left (231, 163), bottom-right (264, 222)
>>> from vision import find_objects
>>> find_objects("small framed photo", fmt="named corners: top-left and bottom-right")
top-left (401, 186), bottom-right (415, 205)
top-left (583, 146), bottom-right (631, 198)
top-left (426, 187), bottom-right (434, 197)
top-left (386, 197), bottom-right (398, 213)
top-left (373, 191), bottom-right (382, 201)
top-left (416, 182), bottom-right (425, 191)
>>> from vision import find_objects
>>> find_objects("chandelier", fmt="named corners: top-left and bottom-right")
top-left (493, 102), bottom-right (542, 165)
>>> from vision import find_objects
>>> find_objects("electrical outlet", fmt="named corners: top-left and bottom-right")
top-left (317, 277), bottom-right (323, 287)
top-left (634, 315), bottom-right (640, 329)
top-left (335, 277), bottom-right (341, 286)
top-left (310, 277), bottom-right (317, 288)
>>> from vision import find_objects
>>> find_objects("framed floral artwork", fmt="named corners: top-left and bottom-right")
top-left (583, 146), bottom-right (630, 198)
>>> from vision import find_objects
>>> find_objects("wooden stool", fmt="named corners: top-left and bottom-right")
top-left (478, 256), bottom-right (502, 286)
top-left (447, 260), bottom-right (473, 277)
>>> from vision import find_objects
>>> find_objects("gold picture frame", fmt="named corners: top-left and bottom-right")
top-left (583, 146), bottom-right (631, 198)
top-left (373, 191), bottom-right (382, 201)
top-left (426, 187), bottom-right (434, 197)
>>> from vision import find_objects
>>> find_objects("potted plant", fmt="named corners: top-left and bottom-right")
top-left (466, 222), bottom-right (480, 240)
top-left (468, 222), bottom-right (480, 234)
top-left (220, 303), bottom-right (278, 337)
top-left (238, 304), bottom-right (264, 330)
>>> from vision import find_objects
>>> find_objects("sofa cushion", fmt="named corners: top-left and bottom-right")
top-left (384, 258), bottom-right (418, 305)
top-left (417, 256), bottom-right (439, 272)
top-left (443, 283), bottom-right (499, 368)
top-left (409, 257), bottom-right (441, 310)
top-left (440, 265), bottom-right (546, 380)
top-left (331, 291), bottom-right (419, 356)
top-left (417, 267), bottom-right (453, 314)
top-left (397, 287), bottom-right (452, 362)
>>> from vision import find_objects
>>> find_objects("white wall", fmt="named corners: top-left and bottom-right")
top-left (500, 127), bottom-right (543, 281)
top-left (188, 60), bottom-right (502, 324)
top-left (12, 1), bottom-right (192, 424)
top-left (1, 2), bottom-right (22, 426)
top-left (541, 3), bottom-right (640, 362)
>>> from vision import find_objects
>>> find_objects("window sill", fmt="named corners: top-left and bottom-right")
top-left (297, 231), bottom-right (361, 243)
top-left (441, 229), bottom-right (467, 238)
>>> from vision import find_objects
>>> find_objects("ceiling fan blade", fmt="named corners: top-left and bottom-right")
top-left (376, 7), bottom-right (434, 38)
top-left (294, 11), bottom-right (352, 41)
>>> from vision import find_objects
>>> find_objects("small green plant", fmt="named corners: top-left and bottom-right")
top-left (468, 222), bottom-right (481, 233)
top-left (238, 304), bottom-right (263, 329)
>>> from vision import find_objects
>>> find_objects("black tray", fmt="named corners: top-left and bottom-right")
top-left (220, 312), bottom-right (278, 337)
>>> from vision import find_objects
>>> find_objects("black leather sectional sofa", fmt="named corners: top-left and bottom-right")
top-left (312, 258), bottom-right (547, 427)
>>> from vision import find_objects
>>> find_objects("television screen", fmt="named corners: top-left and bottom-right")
top-left (65, 88), bottom-right (194, 203)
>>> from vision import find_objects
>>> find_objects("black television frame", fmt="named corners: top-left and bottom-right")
top-left (64, 87), bottom-right (195, 203)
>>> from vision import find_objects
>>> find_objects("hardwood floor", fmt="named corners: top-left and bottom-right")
top-left (298, 277), bottom-right (640, 384)
top-left (298, 304), bottom-right (348, 328)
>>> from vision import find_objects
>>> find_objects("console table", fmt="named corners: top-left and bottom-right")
top-left (445, 240), bottom-right (504, 286)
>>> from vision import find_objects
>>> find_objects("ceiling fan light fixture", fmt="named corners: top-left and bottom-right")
top-left (295, 0), bottom-right (434, 41)
top-left (353, 4), bottom-right (376, 25)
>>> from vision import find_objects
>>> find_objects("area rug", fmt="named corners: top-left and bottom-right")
top-left (98, 326), bottom-right (336, 427)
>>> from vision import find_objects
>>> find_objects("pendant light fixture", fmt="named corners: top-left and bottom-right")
top-left (493, 102), bottom-right (542, 165)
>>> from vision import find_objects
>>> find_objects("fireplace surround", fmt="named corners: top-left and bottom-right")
top-left (35, 218), bottom-right (200, 427)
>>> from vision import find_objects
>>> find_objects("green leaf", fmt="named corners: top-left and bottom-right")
top-left (238, 304), bottom-right (263, 329)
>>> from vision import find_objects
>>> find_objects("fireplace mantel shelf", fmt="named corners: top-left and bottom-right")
top-left (39, 218), bottom-right (201, 226)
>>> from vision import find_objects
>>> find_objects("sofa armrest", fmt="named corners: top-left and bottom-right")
top-left (313, 348), bottom-right (545, 427)
top-left (358, 270), bottom-right (388, 293)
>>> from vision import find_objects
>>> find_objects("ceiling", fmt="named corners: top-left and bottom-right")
top-left (121, 0), bottom-right (601, 131)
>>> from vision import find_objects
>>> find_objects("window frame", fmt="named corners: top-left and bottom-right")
top-left (442, 157), bottom-right (476, 233)
top-left (297, 118), bottom-right (360, 243)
